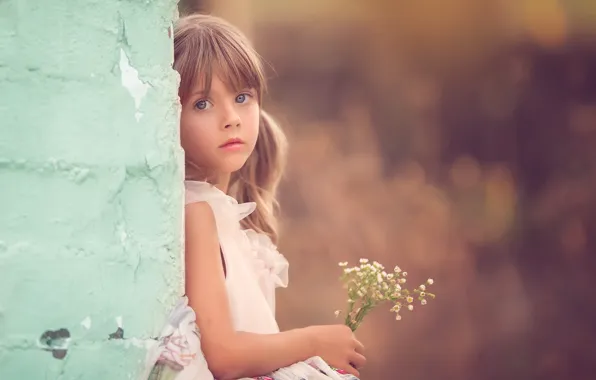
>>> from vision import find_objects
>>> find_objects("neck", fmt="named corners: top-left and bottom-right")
top-left (213, 173), bottom-right (231, 194)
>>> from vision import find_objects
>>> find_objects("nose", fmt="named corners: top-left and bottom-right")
top-left (222, 105), bottom-right (241, 129)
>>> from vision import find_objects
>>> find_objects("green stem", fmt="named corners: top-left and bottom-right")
top-left (344, 301), bottom-right (356, 327)
top-left (351, 301), bottom-right (374, 331)
top-left (353, 304), bottom-right (367, 323)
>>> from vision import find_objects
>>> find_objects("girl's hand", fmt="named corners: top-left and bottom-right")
top-left (306, 324), bottom-right (366, 377)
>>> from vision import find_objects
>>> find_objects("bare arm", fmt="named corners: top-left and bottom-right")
top-left (185, 202), bottom-right (317, 379)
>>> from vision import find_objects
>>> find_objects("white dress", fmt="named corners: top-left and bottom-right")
top-left (141, 180), bottom-right (289, 380)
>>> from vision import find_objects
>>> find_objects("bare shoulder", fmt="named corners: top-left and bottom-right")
top-left (185, 200), bottom-right (222, 234)
top-left (185, 201), bottom-right (216, 224)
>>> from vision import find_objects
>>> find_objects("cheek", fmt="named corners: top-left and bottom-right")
top-left (180, 112), bottom-right (216, 161)
top-left (243, 106), bottom-right (261, 145)
top-left (180, 113), bottom-right (198, 151)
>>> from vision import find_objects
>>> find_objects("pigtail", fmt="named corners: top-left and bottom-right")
top-left (230, 110), bottom-right (287, 244)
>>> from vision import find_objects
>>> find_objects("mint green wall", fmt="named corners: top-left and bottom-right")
top-left (0, 1), bottom-right (183, 378)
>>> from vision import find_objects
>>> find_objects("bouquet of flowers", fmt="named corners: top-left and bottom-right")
top-left (336, 259), bottom-right (435, 331)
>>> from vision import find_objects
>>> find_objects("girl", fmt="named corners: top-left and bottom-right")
top-left (144, 14), bottom-right (366, 380)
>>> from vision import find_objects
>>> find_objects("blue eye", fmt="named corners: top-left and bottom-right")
top-left (194, 99), bottom-right (211, 110)
top-left (236, 94), bottom-right (247, 103)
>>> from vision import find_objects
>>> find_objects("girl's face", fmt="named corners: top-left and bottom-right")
top-left (180, 73), bottom-right (260, 178)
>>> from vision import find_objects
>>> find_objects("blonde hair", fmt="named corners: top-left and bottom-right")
top-left (174, 14), bottom-right (287, 243)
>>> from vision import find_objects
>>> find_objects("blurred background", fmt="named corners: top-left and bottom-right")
top-left (180, 1), bottom-right (596, 379)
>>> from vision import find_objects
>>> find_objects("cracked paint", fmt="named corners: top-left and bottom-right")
top-left (119, 48), bottom-right (150, 122)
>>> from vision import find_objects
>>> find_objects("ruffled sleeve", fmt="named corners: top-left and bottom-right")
top-left (243, 229), bottom-right (289, 313)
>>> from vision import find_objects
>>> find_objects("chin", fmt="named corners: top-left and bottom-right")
top-left (220, 158), bottom-right (249, 174)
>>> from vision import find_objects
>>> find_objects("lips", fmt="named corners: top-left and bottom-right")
top-left (219, 138), bottom-right (245, 148)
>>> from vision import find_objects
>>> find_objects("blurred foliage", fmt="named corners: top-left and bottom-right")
top-left (179, 1), bottom-right (596, 379)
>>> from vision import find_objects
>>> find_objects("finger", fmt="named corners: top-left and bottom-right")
top-left (353, 338), bottom-right (365, 354)
top-left (340, 362), bottom-right (360, 377)
top-left (349, 351), bottom-right (367, 369)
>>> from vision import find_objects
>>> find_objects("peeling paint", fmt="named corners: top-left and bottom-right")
top-left (117, 221), bottom-right (129, 246)
top-left (109, 328), bottom-right (125, 340)
top-left (80, 316), bottom-right (92, 330)
top-left (119, 48), bottom-right (150, 122)
top-left (38, 328), bottom-right (71, 359)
